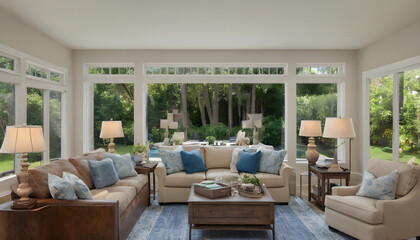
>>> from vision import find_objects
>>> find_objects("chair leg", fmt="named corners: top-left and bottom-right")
top-left (328, 226), bottom-right (338, 232)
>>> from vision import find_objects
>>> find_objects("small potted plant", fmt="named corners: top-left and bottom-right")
top-left (206, 136), bottom-right (216, 145)
top-left (132, 144), bottom-right (147, 163)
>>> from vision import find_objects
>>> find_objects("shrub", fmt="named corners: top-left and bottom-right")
top-left (261, 115), bottom-right (284, 147)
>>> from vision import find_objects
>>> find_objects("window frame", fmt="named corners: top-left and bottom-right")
top-left (0, 52), bottom-right (18, 74)
top-left (362, 55), bottom-right (420, 170)
top-left (0, 43), bottom-right (68, 177)
top-left (295, 63), bottom-right (346, 163)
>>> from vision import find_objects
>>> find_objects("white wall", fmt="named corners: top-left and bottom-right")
top-left (72, 49), bottom-right (358, 178)
top-left (0, 7), bottom-right (73, 198)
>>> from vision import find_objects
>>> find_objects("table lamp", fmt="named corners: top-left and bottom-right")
top-left (299, 120), bottom-right (322, 164)
top-left (242, 113), bottom-right (263, 144)
top-left (100, 119), bottom-right (124, 153)
top-left (323, 117), bottom-right (356, 172)
top-left (0, 124), bottom-right (46, 209)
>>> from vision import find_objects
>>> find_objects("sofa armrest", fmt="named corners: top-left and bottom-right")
top-left (331, 184), bottom-right (361, 196)
top-left (155, 163), bottom-right (167, 189)
top-left (279, 163), bottom-right (293, 185)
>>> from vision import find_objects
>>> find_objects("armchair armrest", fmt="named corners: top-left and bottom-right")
top-left (155, 163), bottom-right (167, 189)
top-left (331, 184), bottom-right (360, 196)
top-left (375, 183), bottom-right (420, 239)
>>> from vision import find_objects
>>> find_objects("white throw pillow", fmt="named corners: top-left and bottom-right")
top-left (230, 148), bottom-right (242, 173)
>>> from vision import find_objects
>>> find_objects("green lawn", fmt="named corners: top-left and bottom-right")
top-left (0, 154), bottom-right (42, 173)
top-left (370, 145), bottom-right (419, 164)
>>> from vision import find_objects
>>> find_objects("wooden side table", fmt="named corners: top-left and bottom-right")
top-left (135, 161), bottom-right (159, 205)
top-left (308, 164), bottom-right (350, 210)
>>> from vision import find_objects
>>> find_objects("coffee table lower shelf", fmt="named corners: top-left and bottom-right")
top-left (189, 224), bottom-right (274, 239)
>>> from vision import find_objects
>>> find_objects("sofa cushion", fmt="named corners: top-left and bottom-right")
top-left (88, 159), bottom-right (120, 189)
top-left (92, 186), bottom-right (136, 216)
top-left (62, 172), bottom-right (93, 200)
top-left (48, 173), bottom-right (78, 200)
top-left (206, 169), bottom-right (240, 180)
top-left (325, 195), bottom-right (383, 224)
top-left (204, 146), bottom-right (235, 169)
top-left (160, 146), bottom-right (184, 174)
top-left (164, 171), bottom-right (206, 187)
top-left (18, 159), bottom-right (84, 198)
top-left (181, 150), bottom-right (207, 174)
top-left (68, 157), bottom-right (94, 189)
top-left (367, 158), bottom-right (419, 197)
top-left (104, 153), bottom-right (138, 179)
top-left (83, 148), bottom-right (106, 160)
top-left (237, 150), bottom-right (261, 174)
top-left (356, 169), bottom-right (399, 200)
top-left (113, 174), bottom-right (148, 193)
top-left (240, 172), bottom-right (284, 187)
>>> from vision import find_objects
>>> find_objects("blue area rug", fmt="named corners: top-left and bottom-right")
top-left (128, 196), bottom-right (355, 240)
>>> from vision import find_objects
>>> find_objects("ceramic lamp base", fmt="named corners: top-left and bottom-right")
top-left (306, 137), bottom-right (319, 165)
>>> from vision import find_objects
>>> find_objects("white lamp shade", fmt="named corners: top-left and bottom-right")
top-left (100, 121), bottom-right (124, 139)
top-left (323, 117), bottom-right (356, 138)
top-left (0, 125), bottom-right (46, 153)
top-left (299, 120), bottom-right (322, 137)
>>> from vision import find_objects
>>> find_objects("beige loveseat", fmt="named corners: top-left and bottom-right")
top-left (325, 158), bottom-right (420, 240)
top-left (4, 148), bottom-right (149, 240)
top-left (156, 145), bottom-right (293, 203)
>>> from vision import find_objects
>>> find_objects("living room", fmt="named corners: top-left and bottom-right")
top-left (0, 0), bottom-right (419, 239)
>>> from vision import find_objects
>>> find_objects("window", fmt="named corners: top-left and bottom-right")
top-left (26, 64), bottom-right (47, 79)
top-left (88, 66), bottom-right (134, 75)
top-left (50, 72), bottom-right (61, 83)
top-left (145, 65), bottom-right (285, 76)
top-left (49, 91), bottom-right (62, 159)
top-left (296, 65), bottom-right (340, 76)
top-left (369, 69), bottom-right (419, 163)
top-left (27, 88), bottom-right (44, 168)
top-left (0, 55), bottom-right (14, 71)
top-left (92, 83), bottom-right (134, 153)
top-left (296, 84), bottom-right (337, 159)
top-left (147, 83), bottom-right (285, 150)
top-left (0, 82), bottom-right (15, 176)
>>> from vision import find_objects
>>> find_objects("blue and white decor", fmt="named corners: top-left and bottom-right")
top-left (356, 169), bottom-right (400, 200)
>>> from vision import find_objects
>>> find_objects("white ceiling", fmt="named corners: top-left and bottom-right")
top-left (1, 0), bottom-right (420, 50)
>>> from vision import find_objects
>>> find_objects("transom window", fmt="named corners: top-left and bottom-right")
top-left (26, 63), bottom-right (63, 83)
top-left (88, 66), bottom-right (134, 75)
top-left (144, 65), bottom-right (286, 76)
top-left (296, 65), bottom-right (341, 76)
top-left (0, 55), bottom-right (15, 71)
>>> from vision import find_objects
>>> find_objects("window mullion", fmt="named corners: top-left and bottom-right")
top-left (392, 73), bottom-right (400, 162)
top-left (43, 90), bottom-right (50, 165)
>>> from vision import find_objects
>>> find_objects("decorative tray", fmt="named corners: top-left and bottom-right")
top-left (194, 183), bottom-right (231, 199)
top-left (238, 185), bottom-right (263, 198)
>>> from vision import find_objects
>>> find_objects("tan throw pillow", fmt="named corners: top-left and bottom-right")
top-left (230, 148), bottom-right (242, 173)
top-left (83, 148), bottom-right (106, 160)
top-left (18, 159), bottom-right (83, 198)
top-left (68, 156), bottom-right (94, 189)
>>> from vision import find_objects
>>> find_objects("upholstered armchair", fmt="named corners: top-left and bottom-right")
top-left (325, 158), bottom-right (420, 240)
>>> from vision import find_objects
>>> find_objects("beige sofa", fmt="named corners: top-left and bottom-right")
top-left (325, 158), bottom-right (420, 240)
top-left (156, 145), bottom-right (293, 203)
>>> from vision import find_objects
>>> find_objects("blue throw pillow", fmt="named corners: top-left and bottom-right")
top-left (236, 150), bottom-right (261, 174)
top-left (160, 146), bottom-right (184, 174)
top-left (104, 153), bottom-right (138, 179)
top-left (258, 149), bottom-right (287, 174)
top-left (48, 173), bottom-right (78, 200)
top-left (180, 150), bottom-right (208, 174)
top-left (356, 169), bottom-right (399, 200)
top-left (88, 158), bottom-right (120, 189)
top-left (62, 172), bottom-right (93, 200)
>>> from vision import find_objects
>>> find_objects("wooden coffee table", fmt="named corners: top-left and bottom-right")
top-left (188, 184), bottom-right (275, 240)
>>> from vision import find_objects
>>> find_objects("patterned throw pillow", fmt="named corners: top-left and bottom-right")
top-left (48, 173), bottom-right (77, 200)
top-left (160, 146), bottom-right (183, 174)
top-left (104, 153), bottom-right (138, 179)
top-left (62, 172), bottom-right (93, 200)
top-left (88, 158), bottom-right (120, 189)
top-left (258, 149), bottom-right (287, 175)
top-left (356, 169), bottom-right (400, 200)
